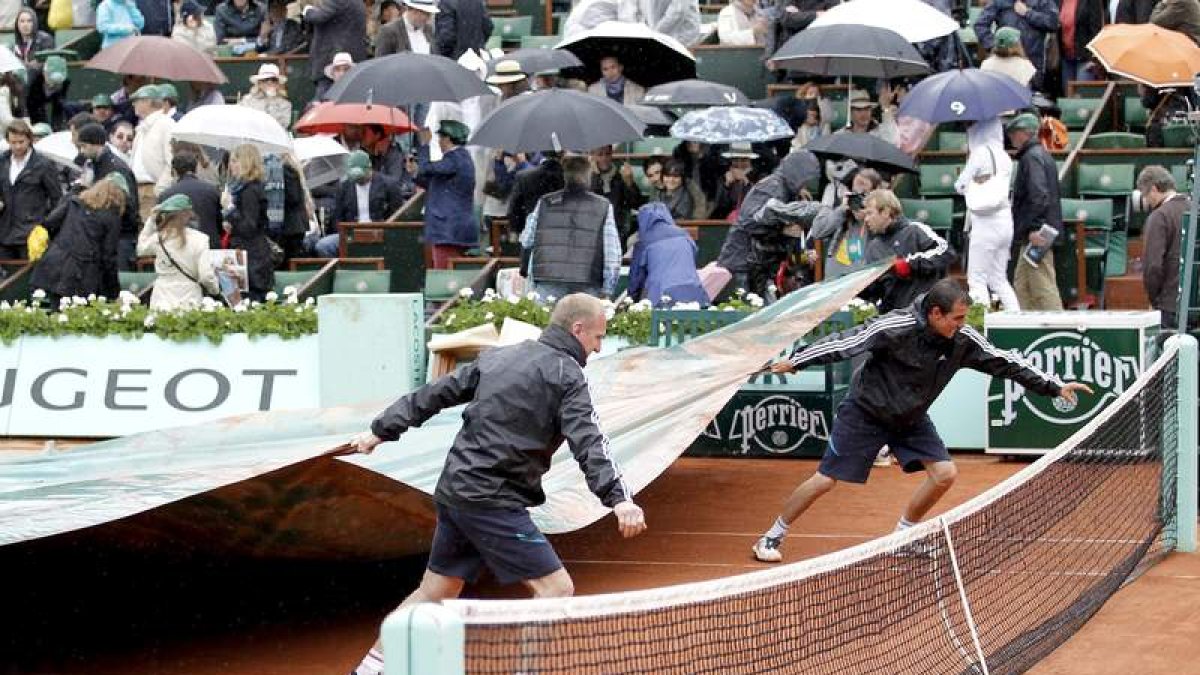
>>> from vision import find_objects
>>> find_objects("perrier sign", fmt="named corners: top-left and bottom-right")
top-left (985, 312), bottom-right (1160, 454)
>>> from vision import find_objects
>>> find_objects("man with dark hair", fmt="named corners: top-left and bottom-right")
top-left (751, 278), bottom-right (1093, 563)
top-left (589, 144), bottom-right (645, 243)
top-left (0, 120), bottom-right (62, 259)
top-left (520, 155), bottom-right (622, 299)
top-left (1007, 112), bottom-right (1064, 310)
top-left (314, 150), bottom-right (406, 257)
top-left (508, 150), bottom-right (564, 235)
top-left (344, 292), bottom-right (646, 675)
top-left (75, 122), bottom-right (140, 269)
top-left (159, 151), bottom-right (223, 248)
top-left (1138, 165), bottom-right (1190, 329)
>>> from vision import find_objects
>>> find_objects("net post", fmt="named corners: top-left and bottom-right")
top-left (382, 604), bottom-right (465, 675)
top-left (1173, 334), bottom-right (1198, 553)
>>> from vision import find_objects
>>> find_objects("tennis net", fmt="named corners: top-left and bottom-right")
top-left (442, 338), bottom-right (1191, 675)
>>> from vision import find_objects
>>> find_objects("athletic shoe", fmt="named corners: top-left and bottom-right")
top-left (873, 453), bottom-right (894, 467)
top-left (752, 536), bottom-right (783, 563)
top-left (892, 539), bottom-right (938, 560)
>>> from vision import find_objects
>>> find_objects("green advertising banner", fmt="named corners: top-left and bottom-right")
top-left (986, 312), bottom-right (1160, 454)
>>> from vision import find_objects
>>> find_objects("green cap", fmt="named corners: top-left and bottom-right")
top-left (130, 84), bottom-right (162, 101)
top-left (106, 172), bottom-right (130, 195)
top-left (437, 119), bottom-right (470, 144)
top-left (346, 149), bottom-right (372, 181)
top-left (157, 83), bottom-right (179, 101)
top-left (31, 122), bottom-right (52, 137)
top-left (155, 194), bottom-right (193, 214)
top-left (91, 93), bottom-right (114, 108)
top-left (994, 26), bottom-right (1021, 50)
top-left (1005, 112), bottom-right (1040, 133)
top-left (43, 56), bottom-right (67, 86)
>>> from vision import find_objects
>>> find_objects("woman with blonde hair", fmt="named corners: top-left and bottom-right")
top-left (224, 143), bottom-right (275, 300)
top-left (137, 194), bottom-right (219, 311)
top-left (30, 174), bottom-right (128, 308)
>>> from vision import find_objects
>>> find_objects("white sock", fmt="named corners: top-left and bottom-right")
top-left (764, 516), bottom-right (790, 540)
top-left (353, 648), bottom-right (385, 675)
top-left (896, 517), bottom-right (917, 532)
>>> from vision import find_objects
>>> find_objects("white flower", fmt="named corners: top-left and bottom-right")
top-left (57, 313), bottom-right (68, 323)
top-left (265, 291), bottom-right (279, 303)
top-left (294, 307), bottom-right (304, 313)
top-left (766, 284), bottom-right (778, 294)
top-left (233, 303), bottom-right (247, 313)
top-left (72, 296), bottom-right (86, 306)
top-left (97, 296), bottom-right (107, 303)
top-left (283, 285), bottom-right (298, 297)
top-left (484, 311), bottom-right (495, 321)
top-left (143, 315), bottom-right (155, 328)
top-left (660, 295), bottom-right (672, 305)
top-left (101, 309), bottom-right (111, 317)
top-left (0, 301), bottom-right (8, 311)
top-left (525, 291), bottom-right (539, 301)
top-left (604, 306), bottom-right (615, 320)
top-left (483, 288), bottom-right (497, 299)
top-left (24, 307), bottom-right (33, 313)
top-left (746, 293), bottom-right (764, 308)
top-left (481, 295), bottom-right (494, 304)
top-left (59, 297), bottom-right (71, 308)
top-left (546, 295), bottom-right (557, 304)
top-left (723, 306), bottom-right (737, 312)
top-left (31, 288), bottom-right (46, 300)
top-left (87, 294), bottom-right (97, 303)
top-left (459, 287), bottom-right (475, 298)
top-left (506, 295), bottom-right (520, 305)
top-left (305, 297), bottom-right (315, 306)
top-left (118, 290), bottom-right (140, 305)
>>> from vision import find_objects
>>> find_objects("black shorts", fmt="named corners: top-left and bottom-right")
top-left (818, 398), bottom-right (951, 484)
top-left (427, 502), bottom-right (564, 585)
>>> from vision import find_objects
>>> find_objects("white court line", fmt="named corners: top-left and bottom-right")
top-left (645, 531), bottom-right (1150, 545)
top-left (563, 559), bottom-right (763, 569)
top-left (649, 530), bottom-right (874, 539)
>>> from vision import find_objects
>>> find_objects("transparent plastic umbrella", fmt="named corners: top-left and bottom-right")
top-left (172, 105), bottom-right (292, 153)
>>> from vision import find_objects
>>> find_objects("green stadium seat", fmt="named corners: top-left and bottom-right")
top-left (272, 270), bottom-right (315, 296)
top-left (1161, 124), bottom-right (1197, 148)
top-left (1123, 97), bottom-right (1150, 130)
top-left (1171, 164), bottom-right (1192, 191)
top-left (1058, 97), bottom-right (1103, 130)
top-left (1060, 198), bottom-right (1114, 303)
top-left (485, 35), bottom-right (502, 50)
top-left (1084, 132), bottom-right (1146, 150)
top-left (696, 223), bottom-right (730, 267)
top-left (425, 269), bottom-right (480, 304)
top-left (936, 131), bottom-right (968, 153)
top-left (493, 16), bottom-right (533, 40)
top-left (1076, 163), bottom-right (1134, 276)
top-left (332, 269), bottom-right (391, 294)
top-left (918, 164), bottom-right (961, 197)
top-left (630, 164), bottom-right (653, 195)
top-left (520, 35), bottom-right (560, 49)
top-left (900, 198), bottom-right (954, 235)
top-left (117, 271), bottom-right (156, 295)
top-left (1067, 130), bottom-right (1084, 148)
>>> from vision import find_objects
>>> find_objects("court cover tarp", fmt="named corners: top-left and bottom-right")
top-left (0, 265), bottom-right (885, 556)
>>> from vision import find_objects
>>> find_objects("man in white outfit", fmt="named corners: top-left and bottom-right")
top-left (955, 117), bottom-right (1020, 311)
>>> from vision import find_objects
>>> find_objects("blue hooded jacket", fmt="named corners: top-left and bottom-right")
top-left (627, 203), bottom-right (709, 307)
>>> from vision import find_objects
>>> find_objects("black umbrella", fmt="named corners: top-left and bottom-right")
top-left (771, 25), bottom-right (930, 79)
top-left (326, 53), bottom-right (491, 107)
top-left (470, 88), bottom-right (645, 153)
top-left (640, 79), bottom-right (750, 107)
top-left (626, 104), bottom-right (676, 126)
top-left (556, 20), bottom-right (696, 88)
top-left (489, 48), bottom-right (583, 77)
top-left (804, 132), bottom-right (917, 174)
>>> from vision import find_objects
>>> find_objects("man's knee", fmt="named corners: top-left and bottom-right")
top-left (528, 569), bottom-right (573, 599)
top-left (414, 570), bottom-right (465, 603)
top-left (809, 471), bottom-right (838, 494)
top-left (927, 461), bottom-right (957, 488)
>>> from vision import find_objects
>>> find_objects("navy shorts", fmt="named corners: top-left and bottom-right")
top-left (428, 502), bottom-right (564, 585)
top-left (818, 398), bottom-right (951, 484)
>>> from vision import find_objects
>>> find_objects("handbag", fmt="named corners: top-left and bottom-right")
top-left (48, 0), bottom-right (73, 31)
top-left (964, 147), bottom-right (1009, 216)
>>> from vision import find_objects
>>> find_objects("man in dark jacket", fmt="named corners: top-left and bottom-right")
top-left (75, 123), bottom-right (140, 270)
top-left (1007, 113), bottom-right (1064, 310)
top-left (508, 151), bottom-right (564, 234)
top-left (344, 293), bottom-right (646, 675)
top-left (1152, 0), bottom-right (1200, 46)
top-left (434, 0), bottom-right (493, 59)
top-left (159, 151), bottom-right (222, 249)
top-left (520, 155), bottom-right (622, 299)
top-left (0, 120), bottom-right (62, 259)
top-left (314, 150), bottom-right (406, 256)
top-left (415, 120), bottom-right (477, 268)
top-left (859, 189), bottom-right (955, 312)
top-left (1117, 0), bottom-right (1161, 23)
top-left (753, 279), bottom-right (1092, 563)
top-left (1138, 165), bottom-right (1190, 329)
top-left (137, 0), bottom-right (175, 35)
top-left (975, 0), bottom-right (1060, 77)
top-left (589, 144), bottom-right (646, 243)
top-left (214, 0), bottom-right (266, 43)
top-left (375, 0), bottom-right (437, 56)
top-left (1058, 0), bottom-right (1108, 94)
top-left (303, 0), bottom-right (368, 95)
top-left (717, 150), bottom-right (819, 294)
top-left (766, 0), bottom-right (838, 58)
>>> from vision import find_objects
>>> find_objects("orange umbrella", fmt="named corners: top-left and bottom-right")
top-left (1087, 23), bottom-right (1200, 88)
top-left (294, 102), bottom-right (414, 135)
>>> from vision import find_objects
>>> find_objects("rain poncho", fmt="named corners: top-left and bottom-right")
top-left (955, 117), bottom-right (1018, 309)
top-left (627, 202), bottom-right (709, 306)
top-left (564, 0), bottom-right (702, 45)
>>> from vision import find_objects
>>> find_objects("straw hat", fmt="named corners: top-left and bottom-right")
top-left (721, 142), bottom-right (759, 160)
top-left (848, 90), bottom-right (877, 109)
top-left (250, 63), bottom-right (287, 84)
top-left (486, 60), bottom-right (527, 85)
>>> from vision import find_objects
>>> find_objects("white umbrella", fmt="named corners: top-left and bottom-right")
top-left (34, 131), bottom-right (80, 173)
top-left (809, 0), bottom-right (960, 43)
top-left (172, 105), bottom-right (292, 153)
top-left (294, 134), bottom-right (348, 188)
top-left (0, 45), bottom-right (25, 74)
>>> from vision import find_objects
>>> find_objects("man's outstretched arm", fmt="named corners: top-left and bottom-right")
top-left (771, 310), bottom-right (916, 373)
top-left (349, 363), bottom-right (481, 454)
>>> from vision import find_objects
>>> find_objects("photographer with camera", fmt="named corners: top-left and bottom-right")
top-left (810, 168), bottom-right (885, 280)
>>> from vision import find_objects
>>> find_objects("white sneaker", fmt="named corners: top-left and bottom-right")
top-left (874, 447), bottom-right (894, 467)
top-left (752, 536), bottom-right (784, 563)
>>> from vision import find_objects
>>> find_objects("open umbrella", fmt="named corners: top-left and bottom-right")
top-left (172, 105), bottom-right (292, 153)
top-left (809, 0), bottom-right (960, 43)
top-left (34, 131), bottom-right (80, 173)
top-left (805, 132), bottom-right (916, 174)
top-left (294, 134), bottom-right (349, 188)
top-left (772, 25), bottom-right (930, 79)
top-left (670, 106), bottom-right (793, 144)
top-left (85, 36), bottom-right (226, 84)
top-left (1087, 23), bottom-right (1200, 88)
top-left (556, 21), bottom-right (696, 88)
top-left (326, 53), bottom-right (491, 108)
top-left (897, 68), bottom-right (1031, 124)
top-left (470, 88), bottom-right (644, 152)
top-left (640, 79), bottom-right (749, 108)
top-left (489, 47), bottom-right (583, 77)
top-left (294, 102), bottom-right (414, 135)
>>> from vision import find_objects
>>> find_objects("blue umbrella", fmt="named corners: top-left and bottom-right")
top-left (670, 106), bottom-right (793, 144)
top-left (898, 68), bottom-right (1032, 124)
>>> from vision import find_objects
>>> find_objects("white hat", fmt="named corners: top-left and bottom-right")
top-left (323, 52), bottom-right (355, 80)
top-left (403, 0), bottom-right (439, 13)
top-left (249, 63), bottom-right (287, 84)
top-left (722, 142), bottom-right (759, 160)
top-left (485, 60), bottom-right (527, 85)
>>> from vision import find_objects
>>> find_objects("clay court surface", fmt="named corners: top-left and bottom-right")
top-left (5, 454), bottom-right (1198, 674)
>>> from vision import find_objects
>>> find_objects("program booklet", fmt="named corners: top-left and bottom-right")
top-left (1022, 224), bottom-right (1060, 268)
top-left (210, 249), bottom-right (249, 306)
